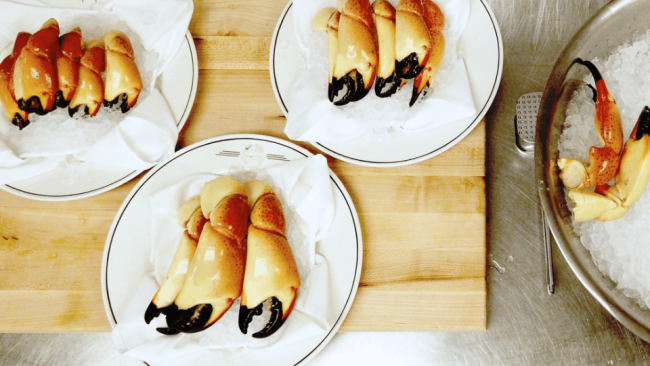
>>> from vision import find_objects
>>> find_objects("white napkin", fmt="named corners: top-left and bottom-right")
top-left (285, 0), bottom-right (475, 143)
top-left (0, 0), bottom-right (193, 184)
top-left (112, 155), bottom-right (338, 366)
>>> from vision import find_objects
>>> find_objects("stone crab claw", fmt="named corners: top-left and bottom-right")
top-left (103, 30), bottom-right (143, 113)
top-left (144, 195), bottom-right (204, 332)
top-left (395, 0), bottom-right (431, 80)
top-left (372, 0), bottom-right (400, 98)
top-left (144, 231), bottom-right (198, 332)
top-left (557, 59), bottom-right (624, 189)
top-left (0, 32), bottom-right (31, 129)
top-left (410, 0), bottom-right (445, 107)
top-left (16, 19), bottom-right (60, 116)
top-left (238, 181), bottom-right (300, 338)
top-left (55, 28), bottom-right (84, 109)
top-left (329, 0), bottom-right (378, 106)
top-left (567, 106), bottom-right (650, 222)
top-left (68, 39), bottom-right (105, 117)
top-left (145, 177), bottom-right (249, 335)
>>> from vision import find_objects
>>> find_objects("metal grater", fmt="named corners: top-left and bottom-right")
top-left (512, 91), bottom-right (555, 294)
top-left (515, 92), bottom-right (542, 155)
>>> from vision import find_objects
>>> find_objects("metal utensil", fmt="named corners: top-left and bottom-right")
top-left (515, 92), bottom-right (555, 294)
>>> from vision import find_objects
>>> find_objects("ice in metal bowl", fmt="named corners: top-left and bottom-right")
top-left (536, 0), bottom-right (650, 342)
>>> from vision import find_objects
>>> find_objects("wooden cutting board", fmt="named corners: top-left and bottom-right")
top-left (0, 0), bottom-right (486, 332)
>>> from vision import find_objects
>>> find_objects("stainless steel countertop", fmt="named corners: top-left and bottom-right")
top-left (4, 0), bottom-right (650, 365)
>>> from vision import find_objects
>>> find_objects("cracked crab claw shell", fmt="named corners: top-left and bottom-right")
top-left (558, 159), bottom-right (589, 190)
top-left (200, 176), bottom-right (246, 218)
top-left (568, 189), bottom-right (620, 222)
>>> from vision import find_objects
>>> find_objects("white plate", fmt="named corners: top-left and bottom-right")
top-left (0, 31), bottom-right (198, 201)
top-left (270, 0), bottom-right (503, 167)
top-left (101, 134), bottom-right (363, 366)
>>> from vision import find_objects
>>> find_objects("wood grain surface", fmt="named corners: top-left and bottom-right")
top-left (0, 0), bottom-right (486, 332)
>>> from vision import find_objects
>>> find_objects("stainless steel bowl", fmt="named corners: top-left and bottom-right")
top-left (535, 0), bottom-right (650, 342)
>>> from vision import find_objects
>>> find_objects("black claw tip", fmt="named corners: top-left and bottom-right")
top-left (350, 72), bottom-right (369, 102)
top-left (11, 113), bottom-right (29, 130)
top-left (239, 297), bottom-right (286, 338)
top-left (20, 96), bottom-right (49, 115)
top-left (409, 83), bottom-right (430, 107)
top-left (170, 304), bottom-right (214, 334)
top-left (574, 58), bottom-right (602, 82)
top-left (332, 73), bottom-right (356, 106)
top-left (635, 106), bottom-right (650, 141)
top-left (396, 53), bottom-right (424, 80)
top-left (54, 90), bottom-right (70, 109)
top-left (252, 297), bottom-right (285, 339)
top-left (105, 94), bottom-right (130, 113)
top-left (144, 301), bottom-right (162, 324)
top-left (68, 105), bottom-right (89, 118)
top-left (156, 327), bottom-right (181, 335)
top-left (375, 72), bottom-right (400, 98)
top-left (238, 302), bottom-right (263, 335)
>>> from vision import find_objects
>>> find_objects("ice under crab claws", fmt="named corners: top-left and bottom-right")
top-left (239, 297), bottom-right (288, 338)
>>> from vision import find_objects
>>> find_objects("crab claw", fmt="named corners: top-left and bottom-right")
top-left (395, 0), bottom-right (431, 80)
top-left (55, 28), bottom-right (83, 109)
top-left (68, 39), bottom-right (105, 117)
top-left (607, 107), bottom-right (650, 207)
top-left (144, 231), bottom-right (197, 325)
top-left (566, 107), bottom-right (650, 222)
top-left (238, 225), bottom-right (299, 338)
top-left (239, 181), bottom-right (300, 338)
top-left (103, 31), bottom-right (143, 113)
top-left (0, 32), bottom-right (31, 129)
top-left (330, 0), bottom-right (377, 105)
top-left (16, 19), bottom-right (60, 115)
top-left (558, 59), bottom-right (624, 189)
top-left (372, 0), bottom-right (400, 98)
top-left (239, 296), bottom-right (288, 338)
top-left (410, 0), bottom-right (445, 107)
top-left (169, 185), bottom-right (249, 333)
top-left (144, 178), bottom-right (248, 335)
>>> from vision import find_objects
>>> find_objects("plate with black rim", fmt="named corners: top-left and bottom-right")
top-left (101, 134), bottom-right (363, 365)
top-left (270, 0), bottom-right (503, 167)
top-left (0, 30), bottom-right (198, 201)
